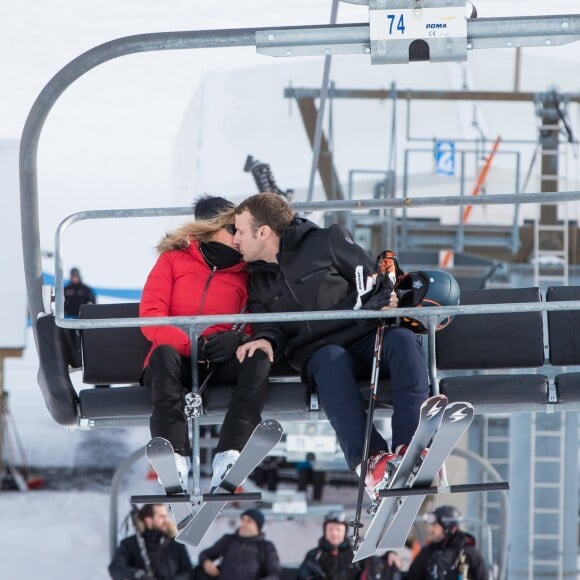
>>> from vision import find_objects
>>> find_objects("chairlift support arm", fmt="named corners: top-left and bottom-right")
top-left (20, 14), bottom-right (580, 319)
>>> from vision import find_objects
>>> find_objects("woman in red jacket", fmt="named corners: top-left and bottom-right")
top-left (140, 196), bottom-right (271, 490)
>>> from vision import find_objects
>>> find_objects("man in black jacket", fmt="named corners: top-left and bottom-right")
top-left (108, 504), bottom-right (193, 580)
top-left (406, 506), bottom-right (489, 580)
top-left (298, 510), bottom-right (361, 580)
top-left (198, 508), bottom-right (281, 579)
top-left (64, 267), bottom-right (95, 317)
top-left (233, 193), bottom-right (429, 500)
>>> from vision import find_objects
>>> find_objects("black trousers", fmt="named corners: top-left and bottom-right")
top-left (142, 344), bottom-right (271, 456)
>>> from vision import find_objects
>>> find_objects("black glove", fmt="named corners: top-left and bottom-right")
top-left (204, 332), bottom-right (243, 363)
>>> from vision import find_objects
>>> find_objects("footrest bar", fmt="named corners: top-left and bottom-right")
top-left (202, 492), bottom-right (262, 502)
top-left (379, 481), bottom-right (509, 498)
top-left (131, 494), bottom-right (190, 503)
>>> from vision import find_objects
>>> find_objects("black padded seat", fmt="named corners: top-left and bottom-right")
top-left (80, 302), bottom-right (150, 384)
top-left (79, 385), bottom-right (152, 419)
top-left (441, 375), bottom-right (548, 409)
top-left (547, 286), bottom-right (580, 404)
top-left (554, 373), bottom-right (580, 405)
top-left (78, 303), bottom-right (313, 422)
top-left (547, 286), bottom-right (580, 366)
top-left (437, 287), bottom-right (549, 406)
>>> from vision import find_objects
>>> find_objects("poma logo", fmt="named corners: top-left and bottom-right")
top-left (425, 23), bottom-right (447, 29)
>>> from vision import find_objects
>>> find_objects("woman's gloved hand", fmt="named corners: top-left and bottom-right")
top-left (203, 332), bottom-right (243, 363)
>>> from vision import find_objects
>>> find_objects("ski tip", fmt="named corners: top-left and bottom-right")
top-left (147, 437), bottom-right (172, 448)
top-left (261, 418), bottom-right (283, 432)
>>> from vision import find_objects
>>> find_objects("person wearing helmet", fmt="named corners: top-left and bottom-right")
top-left (297, 511), bottom-right (361, 580)
top-left (406, 505), bottom-right (489, 580)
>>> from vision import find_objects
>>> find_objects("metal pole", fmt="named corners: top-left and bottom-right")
top-left (189, 326), bottom-right (201, 497)
top-left (451, 447), bottom-right (509, 580)
top-left (306, 0), bottom-right (339, 202)
top-left (109, 446), bottom-right (146, 559)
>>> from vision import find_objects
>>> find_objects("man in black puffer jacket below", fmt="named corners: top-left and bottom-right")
top-left (298, 511), bottom-right (361, 580)
top-left (108, 504), bottom-right (193, 580)
top-left (198, 509), bottom-right (281, 579)
top-left (406, 506), bottom-right (489, 580)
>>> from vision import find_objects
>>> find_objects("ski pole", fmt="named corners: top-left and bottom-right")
top-left (351, 320), bottom-right (387, 547)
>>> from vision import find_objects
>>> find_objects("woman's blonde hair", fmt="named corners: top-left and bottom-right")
top-left (156, 207), bottom-right (235, 254)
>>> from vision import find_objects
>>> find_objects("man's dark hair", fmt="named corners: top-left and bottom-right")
top-left (137, 504), bottom-right (163, 521)
top-left (236, 193), bottom-right (295, 236)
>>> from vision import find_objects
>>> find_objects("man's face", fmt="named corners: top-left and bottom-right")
top-left (238, 514), bottom-right (260, 538)
top-left (427, 522), bottom-right (446, 543)
top-left (145, 505), bottom-right (170, 534)
top-left (233, 210), bottom-right (265, 262)
top-left (71, 274), bottom-right (80, 284)
top-left (324, 522), bottom-right (346, 547)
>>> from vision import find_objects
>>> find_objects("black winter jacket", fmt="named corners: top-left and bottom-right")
top-left (64, 281), bottom-right (95, 317)
top-left (248, 218), bottom-right (376, 370)
top-left (198, 532), bottom-right (281, 580)
top-left (108, 530), bottom-right (193, 580)
top-left (406, 531), bottom-right (488, 580)
top-left (298, 537), bottom-right (361, 580)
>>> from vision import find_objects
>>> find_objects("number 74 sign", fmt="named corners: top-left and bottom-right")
top-left (370, 7), bottom-right (466, 41)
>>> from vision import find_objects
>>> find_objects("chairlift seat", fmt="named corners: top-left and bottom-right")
top-left (76, 303), bottom-right (393, 425)
top-left (547, 286), bottom-right (580, 406)
top-left (436, 287), bottom-right (549, 410)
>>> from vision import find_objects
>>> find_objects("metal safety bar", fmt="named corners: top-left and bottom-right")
top-left (52, 189), bottom-right (580, 324)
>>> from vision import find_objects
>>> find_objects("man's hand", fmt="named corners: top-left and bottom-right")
top-left (384, 290), bottom-right (399, 309)
top-left (236, 339), bottom-right (274, 363)
top-left (387, 551), bottom-right (402, 569)
top-left (202, 560), bottom-right (220, 577)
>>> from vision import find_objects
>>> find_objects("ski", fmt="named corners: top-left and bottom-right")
top-left (176, 418), bottom-right (284, 547)
top-left (145, 437), bottom-right (193, 530)
top-left (376, 401), bottom-right (474, 551)
top-left (353, 394), bottom-right (448, 562)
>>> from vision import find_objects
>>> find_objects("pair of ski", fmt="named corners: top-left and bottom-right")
top-left (143, 419), bottom-right (283, 546)
top-left (353, 394), bottom-right (474, 561)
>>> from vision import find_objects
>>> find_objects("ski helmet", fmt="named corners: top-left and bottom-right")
top-left (426, 505), bottom-right (462, 534)
top-left (323, 510), bottom-right (347, 530)
top-left (396, 269), bottom-right (460, 333)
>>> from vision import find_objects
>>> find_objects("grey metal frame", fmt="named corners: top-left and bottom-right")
top-left (401, 147), bottom-right (522, 253)
top-left (17, 15), bottom-right (580, 577)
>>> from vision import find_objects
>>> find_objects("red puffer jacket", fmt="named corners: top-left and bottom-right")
top-left (140, 242), bottom-right (250, 367)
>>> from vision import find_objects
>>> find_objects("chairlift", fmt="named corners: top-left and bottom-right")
top-left (18, 6), bottom-right (580, 572)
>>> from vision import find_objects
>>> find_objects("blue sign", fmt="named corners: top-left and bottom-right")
top-left (434, 141), bottom-right (456, 176)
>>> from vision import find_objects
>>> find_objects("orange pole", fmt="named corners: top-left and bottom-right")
top-left (441, 136), bottom-right (501, 268)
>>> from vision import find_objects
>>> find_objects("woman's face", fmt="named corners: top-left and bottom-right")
top-left (208, 223), bottom-right (237, 249)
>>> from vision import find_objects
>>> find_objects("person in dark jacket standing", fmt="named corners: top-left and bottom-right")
top-left (140, 196), bottom-right (271, 491)
top-left (406, 506), bottom-right (489, 580)
top-left (108, 503), bottom-right (193, 580)
top-left (64, 267), bottom-right (96, 317)
top-left (233, 193), bottom-right (429, 500)
top-left (198, 508), bottom-right (281, 579)
top-left (298, 510), bottom-right (361, 580)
